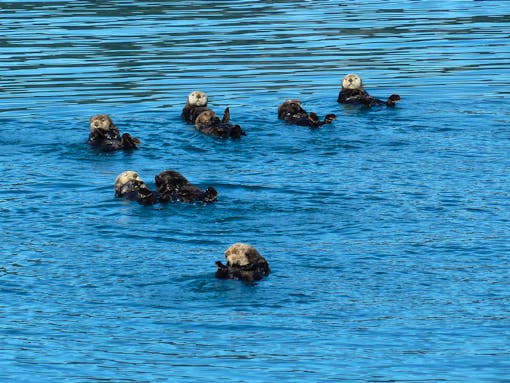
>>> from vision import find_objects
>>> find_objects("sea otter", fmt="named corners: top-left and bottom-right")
top-left (215, 243), bottom-right (270, 282)
top-left (337, 74), bottom-right (400, 107)
top-left (181, 90), bottom-right (210, 124)
top-left (278, 100), bottom-right (336, 128)
top-left (194, 108), bottom-right (246, 138)
top-left (155, 170), bottom-right (218, 203)
top-left (114, 171), bottom-right (157, 205)
top-left (88, 114), bottom-right (140, 151)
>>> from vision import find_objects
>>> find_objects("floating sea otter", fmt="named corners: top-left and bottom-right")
top-left (88, 114), bottom-right (140, 151)
top-left (278, 100), bottom-right (336, 128)
top-left (195, 108), bottom-right (246, 139)
top-left (114, 170), bottom-right (217, 205)
top-left (215, 243), bottom-right (270, 282)
top-left (337, 74), bottom-right (400, 107)
top-left (155, 170), bottom-right (218, 203)
top-left (181, 90), bottom-right (210, 124)
top-left (114, 171), bottom-right (157, 205)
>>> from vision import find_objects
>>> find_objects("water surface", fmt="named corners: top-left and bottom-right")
top-left (1, 1), bottom-right (510, 382)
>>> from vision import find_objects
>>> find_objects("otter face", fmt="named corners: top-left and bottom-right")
top-left (278, 100), bottom-right (306, 119)
top-left (225, 243), bottom-right (263, 267)
top-left (195, 109), bottom-right (217, 127)
top-left (217, 243), bottom-right (270, 281)
top-left (114, 170), bottom-right (142, 196)
top-left (90, 114), bottom-right (115, 132)
top-left (283, 100), bottom-right (302, 114)
top-left (342, 74), bottom-right (363, 90)
top-left (187, 91), bottom-right (208, 107)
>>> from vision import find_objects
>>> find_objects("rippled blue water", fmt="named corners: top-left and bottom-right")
top-left (1, 1), bottom-right (510, 382)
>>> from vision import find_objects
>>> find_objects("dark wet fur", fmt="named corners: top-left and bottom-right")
top-left (88, 125), bottom-right (140, 151)
top-left (195, 108), bottom-right (246, 138)
top-left (214, 259), bottom-right (270, 282)
top-left (181, 104), bottom-right (210, 124)
top-left (155, 170), bottom-right (218, 203)
top-left (337, 89), bottom-right (400, 107)
top-left (115, 180), bottom-right (157, 205)
top-left (278, 101), bottom-right (336, 128)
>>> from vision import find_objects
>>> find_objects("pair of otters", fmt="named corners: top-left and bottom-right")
top-left (279, 73), bottom-right (399, 126)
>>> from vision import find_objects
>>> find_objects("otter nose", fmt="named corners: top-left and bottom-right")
top-left (348, 78), bottom-right (353, 83)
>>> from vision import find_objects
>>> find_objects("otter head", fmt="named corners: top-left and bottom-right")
top-left (195, 109), bottom-right (219, 128)
top-left (90, 114), bottom-right (115, 132)
top-left (154, 170), bottom-right (190, 193)
top-left (114, 170), bottom-right (144, 197)
top-left (216, 243), bottom-right (270, 281)
top-left (284, 99), bottom-right (302, 112)
top-left (187, 90), bottom-right (208, 107)
top-left (224, 243), bottom-right (270, 281)
top-left (225, 243), bottom-right (264, 267)
top-left (342, 74), bottom-right (363, 90)
top-left (278, 99), bottom-right (306, 118)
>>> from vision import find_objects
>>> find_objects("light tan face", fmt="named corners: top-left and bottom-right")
top-left (187, 91), bottom-right (208, 107)
top-left (114, 170), bottom-right (141, 192)
top-left (342, 74), bottom-right (363, 90)
top-left (90, 114), bottom-right (114, 131)
top-left (195, 110), bottom-right (216, 125)
top-left (225, 243), bottom-right (261, 266)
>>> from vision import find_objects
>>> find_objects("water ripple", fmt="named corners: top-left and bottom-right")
top-left (1, 1), bottom-right (510, 382)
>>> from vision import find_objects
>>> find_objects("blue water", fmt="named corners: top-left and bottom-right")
top-left (1, 1), bottom-right (510, 382)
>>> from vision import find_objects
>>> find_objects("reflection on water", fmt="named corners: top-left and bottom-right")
top-left (1, 1), bottom-right (509, 115)
top-left (1, 1), bottom-right (510, 383)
